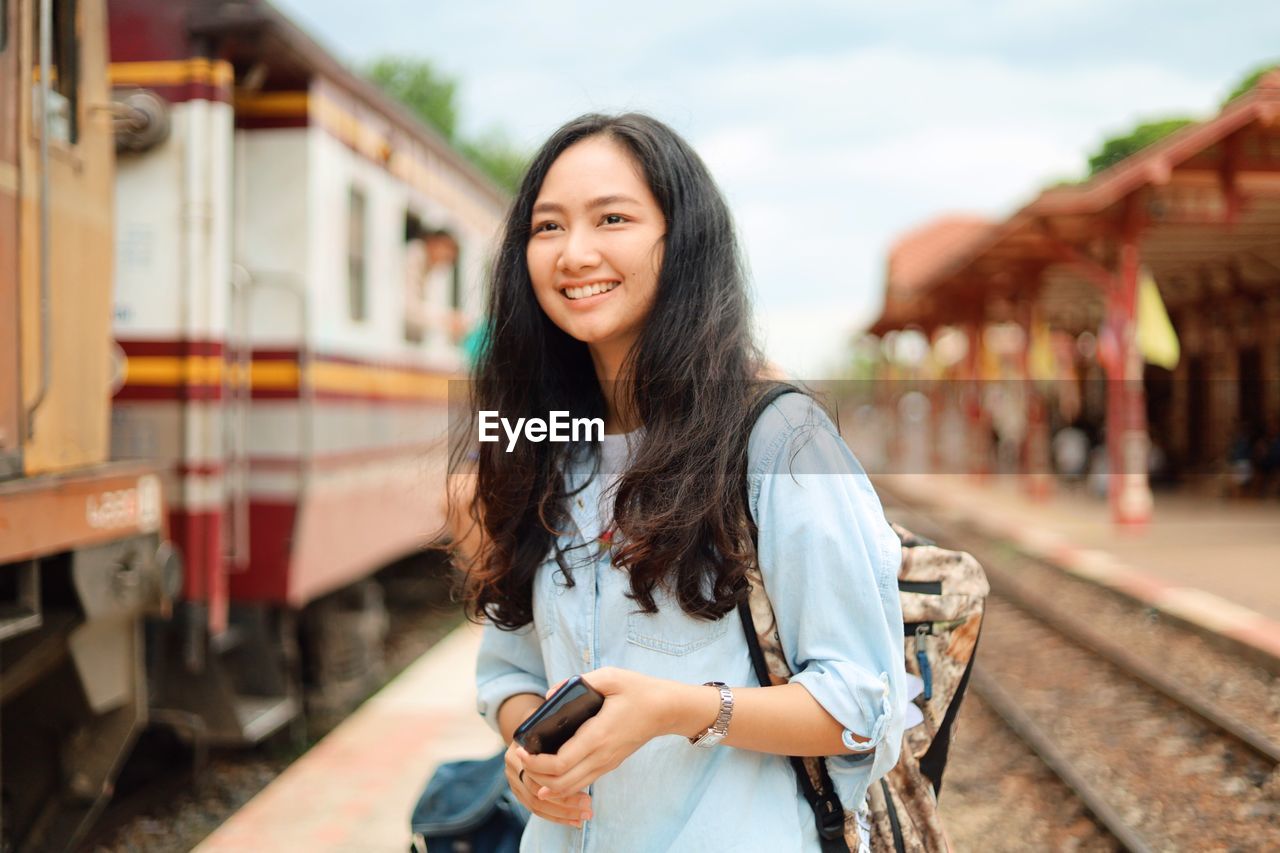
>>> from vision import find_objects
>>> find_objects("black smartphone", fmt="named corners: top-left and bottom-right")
top-left (512, 675), bottom-right (605, 755)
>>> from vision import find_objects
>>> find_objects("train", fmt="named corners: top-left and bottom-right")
top-left (1, 1), bottom-right (505, 849)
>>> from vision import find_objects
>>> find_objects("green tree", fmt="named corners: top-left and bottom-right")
top-left (461, 130), bottom-right (529, 195)
top-left (1087, 118), bottom-right (1195, 176)
top-left (364, 56), bottom-right (527, 193)
top-left (366, 56), bottom-right (459, 140)
top-left (1222, 60), bottom-right (1280, 105)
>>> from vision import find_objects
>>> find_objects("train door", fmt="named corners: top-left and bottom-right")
top-left (18, 0), bottom-right (115, 476)
top-left (0, 0), bottom-right (20, 479)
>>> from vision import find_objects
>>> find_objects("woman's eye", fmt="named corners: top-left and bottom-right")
top-left (532, 221), bottom-right (561, 234)
top-left (602, 214), bottom-right (627, 225)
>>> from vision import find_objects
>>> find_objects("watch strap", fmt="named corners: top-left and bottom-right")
top-left (689, 681), bottom-right (733, 746)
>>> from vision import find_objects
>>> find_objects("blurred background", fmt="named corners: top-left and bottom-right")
top-left (1, 1), bottom-right (1278, 850)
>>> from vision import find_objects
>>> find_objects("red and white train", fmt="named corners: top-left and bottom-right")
top-left (105, 0), bottom-right (502, 744)
top-left (3, 1), bottom-right (501, 845)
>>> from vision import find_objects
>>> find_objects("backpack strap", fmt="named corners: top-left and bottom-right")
top-left (738, 603), bottom-right (850, 852)
top-left (740, 385), bottom-right (851, 853)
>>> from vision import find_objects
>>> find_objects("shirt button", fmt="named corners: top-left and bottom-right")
top-left (582, 648), bottom-right (591, 667)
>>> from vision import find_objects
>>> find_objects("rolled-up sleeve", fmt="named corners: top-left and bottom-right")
top-left (749, 399), bottom-right (907, 807)
top-left (475, 619), bottom-right (549, 736)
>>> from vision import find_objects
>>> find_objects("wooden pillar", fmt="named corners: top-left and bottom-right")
top-left (964, 317), bottom-right (989, 480)
top-left (1106, 204), bottom-right (1153, 527)
top-left (1020, 297), bottom-right (1054, 500)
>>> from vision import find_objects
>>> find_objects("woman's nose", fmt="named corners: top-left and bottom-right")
top-left (557, 228), bottom-right (602, 273)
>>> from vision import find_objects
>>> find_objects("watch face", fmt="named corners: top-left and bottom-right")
top-left (692, 729), bottom-right (725, 748)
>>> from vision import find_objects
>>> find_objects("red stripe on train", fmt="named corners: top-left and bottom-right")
top-left (115, 384), bottom-right (225, 401)
top-left (117, 339), bottom-right (226, 357)
top-left (168, 508), bottom-right (228, 634)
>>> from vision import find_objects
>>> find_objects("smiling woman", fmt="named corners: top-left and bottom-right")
top-left (526, 137), bottom-right (666, 385)
top-left (452, 113), bottom-right (905, 853)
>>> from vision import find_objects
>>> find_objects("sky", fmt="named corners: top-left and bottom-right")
top-left (272, 0), bottom-right (1278, 376)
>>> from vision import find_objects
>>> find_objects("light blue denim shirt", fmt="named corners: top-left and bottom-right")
top-left (475, 394), bottom-right (907, 852)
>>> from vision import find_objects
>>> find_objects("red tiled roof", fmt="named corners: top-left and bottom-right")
top-left (886, 215), bottom-right (995, 298)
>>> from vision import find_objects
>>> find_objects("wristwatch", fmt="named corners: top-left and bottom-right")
top-left (689, 682), bottom-right (734, 748)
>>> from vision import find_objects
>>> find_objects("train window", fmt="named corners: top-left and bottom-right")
top-left (423, 231), bottom-right (461, 312)
top-left (347, 187), bottom-right (368, 322)
top-left (31, 0), bottom-right (79, 143)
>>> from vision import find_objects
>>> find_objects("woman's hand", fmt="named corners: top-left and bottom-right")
top-left (516, 667), bottom-right (708, 799)
top-left (505, 738), bottom-right (594, 828)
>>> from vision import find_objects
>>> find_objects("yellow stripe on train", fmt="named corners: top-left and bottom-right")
top-left (121, 356), bottom-right (451, 400)
top-left (107, 59), bottom-right (235, 88)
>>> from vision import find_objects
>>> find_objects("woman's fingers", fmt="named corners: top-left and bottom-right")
top-left (521, 751), bottom-right (604, 799)
top-left (516, 722), bottom-right (609, 796)
top-left (517, 745), bottom-right (570, 777)
top-left (517, 717), bottom-right (601, 776)
top-left (519, 783), bottom-right (592, 825)
top-left (523, 767), bottom-right (588, 806)
top-left (538, 754), bottom-right (610, 799)
top-left (506, 745), bottom-right (592, 827)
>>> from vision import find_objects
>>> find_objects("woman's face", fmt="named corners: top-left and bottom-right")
top-left (527, 136), bottom-right (666, 364)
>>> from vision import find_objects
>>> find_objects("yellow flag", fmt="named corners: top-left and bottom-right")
top-left (1136, 266), bottom-right (1179, 370)
top-left (1028, 321), bottom-right (1057, 381)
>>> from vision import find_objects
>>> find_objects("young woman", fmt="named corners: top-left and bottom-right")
top-left (457, 113), bottom-right (906, 852)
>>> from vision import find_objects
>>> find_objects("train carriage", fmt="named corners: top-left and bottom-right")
top-left (1, 1), bottom-right (177, 849)
top-left (2, 0), bottom-right (504, 848)
top-left (105, 0), bottom-right (506, 741)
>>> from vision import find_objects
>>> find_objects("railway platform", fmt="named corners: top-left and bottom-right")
top-left (190, 475), bottom-right (1280, 852)
top-left (193, 622), bottom-right (498, 853)
top-left (876, 473), bottom-right (1280, 666)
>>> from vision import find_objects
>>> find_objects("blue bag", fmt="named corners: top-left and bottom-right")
top-left (410, 750), bottom-right (530, 853)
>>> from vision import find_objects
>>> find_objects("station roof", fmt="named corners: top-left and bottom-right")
top-left (872, 69), bottom-right (1280, 335)
top-left (875, 216), bottom-right (995, 333)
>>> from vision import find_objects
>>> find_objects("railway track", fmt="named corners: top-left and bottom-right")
top-left (884, 494), bottom-right (1280, 852)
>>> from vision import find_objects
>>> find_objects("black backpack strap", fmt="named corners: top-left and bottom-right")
top-left (739, 601), bottom-right (850, 852)
top-left (741, 384), bottom-right (851, 853)
top-left (917, 621), bottom-right (981, 795)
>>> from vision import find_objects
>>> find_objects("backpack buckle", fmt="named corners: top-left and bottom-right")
top-left (818, 799), bottom-right (845, 840)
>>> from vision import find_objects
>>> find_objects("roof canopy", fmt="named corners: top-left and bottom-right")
top-left (872, 70), bottom-right (1280, 335)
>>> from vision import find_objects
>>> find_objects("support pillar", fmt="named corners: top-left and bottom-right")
top-left (1106, 214), bottom-right (1153, 527)
top-left (964, 319), bottom-right (989, 481)
top-left (1021, 300), bottom-right (1054, 501)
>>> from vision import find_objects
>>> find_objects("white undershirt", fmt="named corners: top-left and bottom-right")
top-left (594, 430), bottom-right (641, 540)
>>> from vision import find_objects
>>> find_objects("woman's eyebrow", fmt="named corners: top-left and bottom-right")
top-left (532, 195), bottom-right (642, 215)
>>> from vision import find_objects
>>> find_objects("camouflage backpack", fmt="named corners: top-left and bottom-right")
top-left (741, 389), bottom-right (989, 852)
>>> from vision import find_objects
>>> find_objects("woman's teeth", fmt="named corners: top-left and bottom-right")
top-left (564, 281), bottom-right (620, 300)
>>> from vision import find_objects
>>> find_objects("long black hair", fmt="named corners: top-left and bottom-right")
top-left (456, 112), bottom-right (791, 630)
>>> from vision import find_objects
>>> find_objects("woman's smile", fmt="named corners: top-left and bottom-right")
top-left (560, 280), bottom-right (622, 303)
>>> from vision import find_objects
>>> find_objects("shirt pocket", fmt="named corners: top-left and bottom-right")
top-left (625, 589), bottom-right (731, 656)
